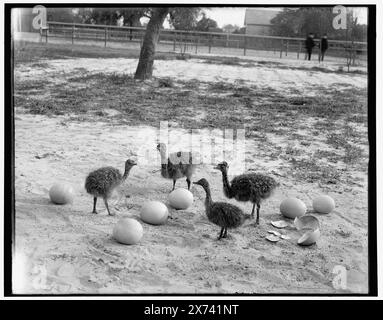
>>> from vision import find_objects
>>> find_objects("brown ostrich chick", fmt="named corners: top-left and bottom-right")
top-left (85, 159), bottom-right (137, 216)
top-left (215, 161), bottom-right (278, 225)
top-left (193, 178), bottom-right (250, 240)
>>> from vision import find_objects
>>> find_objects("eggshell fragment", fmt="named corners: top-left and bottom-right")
top-left (297, 229), bottom-right (320, 246)
top-left (313, 195), bottom-right (335, 214)
top-left (294, 215), bottom-right (320, 231)
top-left (271, 220), bottom-right (289, 229)
top-left (266, 235), bottom-right (280, 242)
top-left (268, 230), bottom-right (282, 237)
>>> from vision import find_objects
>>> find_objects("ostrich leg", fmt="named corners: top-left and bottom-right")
top-left (186, 178), bottom-right (191, 190)
top-left (92, 197), bottom-right (98, 214)
top-left (103, 197), bottom-right (115, 216)
top-left (223, 227), bottom-right (228, 238)
top-left (256, 203), bottom-right (261, 225)
top-left (218, 227), bottom-right (225, 240)
top-left (250, 203), bottom-right (256, 218)
top-left (172, 180), bottom-right (176, 191)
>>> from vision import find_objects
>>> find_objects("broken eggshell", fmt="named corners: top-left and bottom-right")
top-left (271, 220), bottom-right (289, 229)
top-left (266, 234), bottom-right (281, 242)
top-left (267, 230), bottom-right (282, 237)
top-left (297, 229), bottom-right (320, 246)
top-left (294, 215), bottom-right (320, 231)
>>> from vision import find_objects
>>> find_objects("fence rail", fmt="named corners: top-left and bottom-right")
top-left (41, 21), bottom-right (367, 63)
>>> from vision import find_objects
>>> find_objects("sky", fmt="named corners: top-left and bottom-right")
top-left (173, 7), bottom-right (368, 29)
top-left (203, 7), bottom-right (247, 28)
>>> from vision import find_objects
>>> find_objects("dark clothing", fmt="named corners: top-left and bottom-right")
top-left (305, 37), bottom-right (315, 50)
top-left (320, 38), bottom-right (329, 61)
top-left (306, 48), bottom-right (313, 60)
top-left (321, 38), bottom-right (328, 52)
top-left (305, 37), bottom-right (315, 61)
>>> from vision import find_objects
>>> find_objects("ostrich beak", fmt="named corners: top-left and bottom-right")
top-left (213, 165), bottom-right (220, 170)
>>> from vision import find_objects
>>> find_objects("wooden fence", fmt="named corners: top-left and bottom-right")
top-left (41, 21), bottom-right (367, 63)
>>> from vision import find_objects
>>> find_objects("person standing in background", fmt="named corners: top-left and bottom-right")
top-left (305, 33), bottom-right (315, 61)
top-left (320, 34), bottom-right (329, 62)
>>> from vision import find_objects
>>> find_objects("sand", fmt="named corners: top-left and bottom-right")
top-left (13, 55), bottom-right (368, 294)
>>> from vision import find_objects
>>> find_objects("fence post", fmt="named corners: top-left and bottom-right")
top-left (195, 35), bottom-right (199, 54)
top-left (286, 40), bottom-right (289, 56)
top-left (71, 24), bottom-right (74, 44)
top-left (181, 33), bottom-right (183, 52)
top-left (173, 33), bottom-right (176, 51)
top-left (280, 39), bottom-right (283, 58)
top-left (104, 27), bottom-right (107, 47)
top-left (297, 41), bottom-right (301, 59)
top-left (243, 36), bottom-right (247, 56)
top-left (208, 35), bottom-right (212, 53)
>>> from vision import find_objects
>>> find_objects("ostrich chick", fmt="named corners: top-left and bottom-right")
top-left (215, 161), bottom-right (278, 225)
top-left (85, 159), bottom-right (137, 216)
top-left (157, 143), bottom-right (197, 191)
top-left (193, 178), bottom-right (250, 240)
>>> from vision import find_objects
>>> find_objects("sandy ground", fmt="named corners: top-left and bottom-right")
top-left (13, 54), bottom-right (368, 294)
top-left (16, 56), bottom-right (366, 96)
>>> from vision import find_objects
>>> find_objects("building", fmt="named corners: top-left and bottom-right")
top-left (244, 8), bottom-right (282, 36)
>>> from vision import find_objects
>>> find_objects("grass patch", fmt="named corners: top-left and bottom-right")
top-left (289, 157), bottom-right (341, 184)
top-left (14, 41), bottom-right (192, 65)
top-left (157, 77), bottom-right (175, 88)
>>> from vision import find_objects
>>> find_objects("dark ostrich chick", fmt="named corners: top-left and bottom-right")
top-left (85, 159), bottom-right (137, 216)
top-left (215, 161), bottom-right (278, 225)
top-left (193, 178), bottom-right (250, 240)
top-left (157, 143), bottom-right (197, 191)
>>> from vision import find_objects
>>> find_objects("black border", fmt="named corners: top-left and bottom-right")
top-left (366, 4), bottom-right (377, 297)
top-left (3, 3), bottom-right (377, 298)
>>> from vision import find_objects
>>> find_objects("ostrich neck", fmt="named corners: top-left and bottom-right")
top-left (221, 169), bottom-right (233, 198)
top-left (202, 185), bottom-right (213, 210)
top-left (159, 149), bottom-right (168, 164)
top-left (122, 167), bottom-right (133, 180)
top-left (160, 163), bottom-right (169, 178)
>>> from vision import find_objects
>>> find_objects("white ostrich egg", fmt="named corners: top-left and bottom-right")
top-left (140, 201), bottom-right (168, 225)
top-left (168, 188), bottom-right (193, 210)
top-left (113, 218), bottom-right (143, 245)
top-left (313, 195), bottom-right (335, 214)
top-left (280, 197), bottom-right (307, 219)
top-left (49, 183), bottom-right (75, 204)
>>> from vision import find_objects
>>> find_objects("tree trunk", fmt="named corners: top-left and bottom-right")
top-left (134, 8), bottom-right (169, 80)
